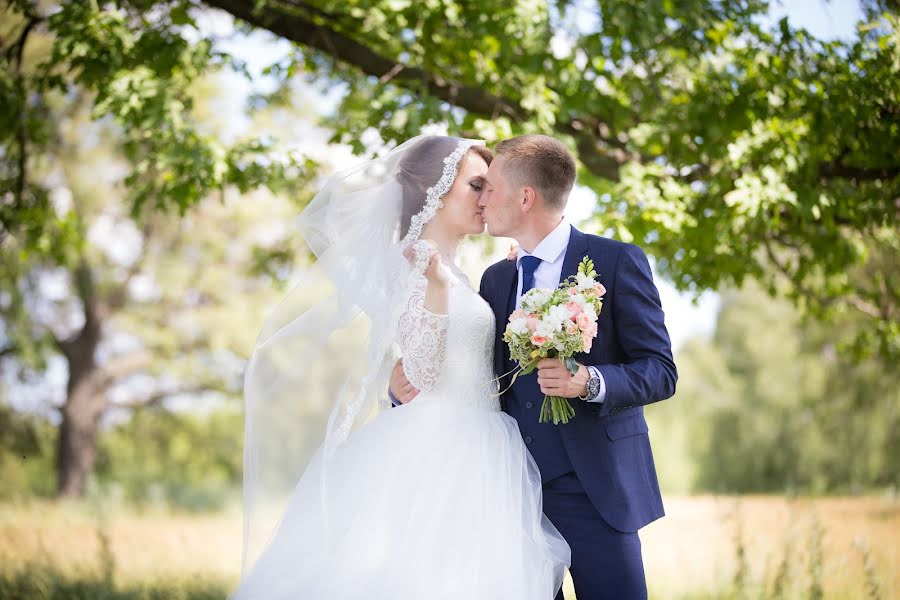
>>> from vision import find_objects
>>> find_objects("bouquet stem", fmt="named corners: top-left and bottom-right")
top-left (539, 395), bottom-right (576, 425)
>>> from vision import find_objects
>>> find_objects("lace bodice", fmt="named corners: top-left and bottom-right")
top-left (396, 266), bottom-right (500, 411)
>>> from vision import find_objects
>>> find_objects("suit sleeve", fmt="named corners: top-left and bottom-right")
top-left (593, 244), bottom-right (678, 417)
top-left (478, 268), bottom-right (490, 302)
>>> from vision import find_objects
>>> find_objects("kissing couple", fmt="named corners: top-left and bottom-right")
top-left (233, 134), bottom-right (677, 600)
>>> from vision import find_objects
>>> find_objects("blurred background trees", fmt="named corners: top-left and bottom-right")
top-left (0, 0), bottom-right (897, 506)
top-left (647, 284), bottom-right (899, 496)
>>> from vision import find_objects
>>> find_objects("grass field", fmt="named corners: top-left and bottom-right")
top-left (1, 495), bottom-right (896, 599)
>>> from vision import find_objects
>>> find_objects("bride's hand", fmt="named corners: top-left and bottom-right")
top-left (405, 239), bottom-right (449, 288)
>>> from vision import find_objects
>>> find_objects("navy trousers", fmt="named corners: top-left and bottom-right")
top-left (544, 472), bottom-right (647, 600)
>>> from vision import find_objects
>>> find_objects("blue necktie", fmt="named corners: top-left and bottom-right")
top-left (519, 255), bottom-right (542, 296)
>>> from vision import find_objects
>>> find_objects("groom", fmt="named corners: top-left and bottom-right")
top-left (391, 134), bottom-right (677, 599)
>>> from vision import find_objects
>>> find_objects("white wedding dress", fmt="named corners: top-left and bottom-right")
top-left (232, 265), bottom-right (570, 599)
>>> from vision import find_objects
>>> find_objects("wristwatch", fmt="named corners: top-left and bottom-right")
top-left (579, 366), bottom-right (603, 401)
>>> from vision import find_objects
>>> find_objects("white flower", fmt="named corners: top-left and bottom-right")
top-left (576, 272), bottom-right (596, 292)
top-left (535, 320), bottom-right (556, 339)
top-left (522, 287), bottom-right (552, 310)
top-left (546, 305), bottom-right (571, 330)
top-left (582, 303), bottom-right (597, 322)
top-left (509, 317), bottom-right (529, 335)
top-left (570, 293), bottom-right (587, 309)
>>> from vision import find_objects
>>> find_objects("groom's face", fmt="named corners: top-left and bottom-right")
top-left (479, 155), bottom-right (523, 238)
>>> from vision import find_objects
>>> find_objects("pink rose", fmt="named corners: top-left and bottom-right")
top-left (566, 301), bottom-right (583, 319)
top-left (565, 321), bottom-right (580, 335)
top-left (582, 333), bottom-right (593, 353)
top-left (576, 313), bottom-right (592, 331)
top-left (586, 322), bottom-right (598, 337)
top-left (526, 316), bottom-right (540, 332)
top-left (594, 283), bottom-right (606, 297)
top-left (567, 287), bottom-right (577, 297)
top-left (509, 309), bottom-right (526, 322)
top-left (530, 333), bottom-right (548, 346)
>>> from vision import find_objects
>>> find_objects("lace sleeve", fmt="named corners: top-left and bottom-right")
top-left (396, 272), bottom-right (449, 392)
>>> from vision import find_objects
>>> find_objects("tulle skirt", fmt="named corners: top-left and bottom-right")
top-left (232, 398), bottom-right (570, 600)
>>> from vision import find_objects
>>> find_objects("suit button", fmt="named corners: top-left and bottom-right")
top-left (525, 401), bottom-right (533, 408)
top-left (524, 436), bottom-right (533, 444)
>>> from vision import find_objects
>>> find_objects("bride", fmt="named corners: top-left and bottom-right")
top-left (232, 135), bottom-right (570, 599)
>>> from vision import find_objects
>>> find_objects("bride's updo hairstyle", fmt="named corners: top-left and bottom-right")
top-left (396, 136), bottom-right (492, 240)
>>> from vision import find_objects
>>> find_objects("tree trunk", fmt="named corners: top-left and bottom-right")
top-left (56, 261), bottom-right (107, 498)
top-left (56, 362), bottom-right (106, 497)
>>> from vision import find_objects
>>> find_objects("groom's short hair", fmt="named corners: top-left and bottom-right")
top-left (495, 135), bottom-right (576, 211)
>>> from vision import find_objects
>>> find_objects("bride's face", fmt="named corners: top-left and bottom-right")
top-left (432, 150), bottom-right (489, 237)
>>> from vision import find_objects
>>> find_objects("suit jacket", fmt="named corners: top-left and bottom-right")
top-left (479, 226), bottom-right (677, 532)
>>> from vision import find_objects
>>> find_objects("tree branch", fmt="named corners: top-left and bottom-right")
top-left (818, 161), bottom-right (900, 182)
top-left (6, 14), bottom-right (42, 214)
top-left (201, 0), bottom-right (635, 180)
top-left (762, 235), bottom-right (835, 307)
top-left (113, 382), bottom-right (224, 409)
top-left (844, 294), bottom-right (883, 319)
top-left (98, 351), bottom-right (154, 386)
top-left (203, 0), bottom-right (524, 119)
top-left (763, 235), bottom-right (890, 320)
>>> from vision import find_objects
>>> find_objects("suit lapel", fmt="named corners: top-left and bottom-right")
top-left (494, 259), bottom-right (518, 377)
top-left (559, 225), bottom-right (589, 285)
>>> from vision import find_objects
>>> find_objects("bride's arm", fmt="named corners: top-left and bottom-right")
top-left (394, 241), bottom-right (451, 394)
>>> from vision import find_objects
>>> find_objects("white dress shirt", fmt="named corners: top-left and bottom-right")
top-left (515, 218), bottom-right (606, 404)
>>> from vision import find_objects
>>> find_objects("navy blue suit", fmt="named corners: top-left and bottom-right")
top-left (478, 226), bottom-right (677, 599)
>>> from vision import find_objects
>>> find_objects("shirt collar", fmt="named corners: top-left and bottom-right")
top-left (517, 218), bottom-right (571, 267)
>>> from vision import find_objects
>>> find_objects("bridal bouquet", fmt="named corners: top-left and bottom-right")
top-left (503, 257), bottom-right (605, 425)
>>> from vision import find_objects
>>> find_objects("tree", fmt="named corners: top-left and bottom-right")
top-left (5, 0), bottom-right (896, 357)
top-left (1, 0), bottom-right (306, 255)
top-left (196, 0), bottom-right (899, 359)
top-left (1, 0), bottom-right (898, 492)
top-left (647, 284), bottom-right (899, 494)
top-left (1, 45), bottom-right (317, 495)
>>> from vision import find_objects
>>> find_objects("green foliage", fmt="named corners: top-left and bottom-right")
top-left (1, 1), bottom-right (312, 259)
top-left (2, 0), bottom-right (897, 498)
top-left (5, 0), bottom-right (897, 358)
top-left (95, 408), bottom-right (243, 511)
top-left (236, 0), bottom-right (900, 360)
top-left (0, 402), bottom-right (57, 499)
top-left (648, 284), bottom-right (899, 494)
top-left (0, 401), bottom-right (243, 510)
top-left (0, 12), bottom-right (317, 492)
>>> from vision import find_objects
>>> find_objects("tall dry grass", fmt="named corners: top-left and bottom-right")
top-left (639, 495), bottom-right (898, 599)
top-left (1, 494), bottom-right (896, 599)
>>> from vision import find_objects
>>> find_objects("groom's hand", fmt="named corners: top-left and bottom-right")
top-left (536, 359), bottom-right (589, 399)
top-left (390, 359), bottom-right (419, 404)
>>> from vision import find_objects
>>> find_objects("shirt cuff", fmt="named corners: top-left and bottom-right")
top-left (388, 389), bottom-right (401, 407)
top-left (586, 366), bottom-right (607, 404)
